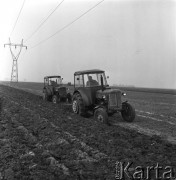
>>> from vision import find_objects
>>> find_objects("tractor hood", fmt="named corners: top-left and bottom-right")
top-left (54, 86), bottom-right (67, 91)
top-left (96, 88), bottom-right (121, 98)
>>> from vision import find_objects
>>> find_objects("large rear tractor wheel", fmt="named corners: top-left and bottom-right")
top-left (94, 108), bottom-right (109, 124)
top-left (52, 95), bottom-right (60, 104)
top-left (72, 99), bottom-right (79, 114)
top-left (121, 102), bottom-right (135, 122)
top-left (43, 91), bottom-right (48, 101)
top-left (72, 93), bottom-right (85, 116)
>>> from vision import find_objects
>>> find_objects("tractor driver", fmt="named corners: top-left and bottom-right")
top-left (50, 80), bottom-right (56, 86)
top-left (86, 75), bottom-right (99, 86)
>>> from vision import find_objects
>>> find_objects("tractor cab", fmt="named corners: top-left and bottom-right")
top-left (74, 69), bottom-right (109, 105)
top-left (44, 76), bottom-right (62, 87)
top-left (74, 69), bottom-right (108, 88)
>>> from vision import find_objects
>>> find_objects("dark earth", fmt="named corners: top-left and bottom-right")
top-left (0, 84), bottom-right (176, 179)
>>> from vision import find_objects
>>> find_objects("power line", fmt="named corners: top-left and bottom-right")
top-left (30, 0), bottom-right (105, 49)
top-left (25, 0), bottom-right (65, 43)
top-left (10, 0), bottom-right (26, 37)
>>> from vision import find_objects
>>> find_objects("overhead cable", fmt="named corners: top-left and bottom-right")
top-left (30, 0), bottom-right (105, 49)
top-left (10, 0), bottom-right (26, 37)
top-left (25, 0), bottom-right (65, 43)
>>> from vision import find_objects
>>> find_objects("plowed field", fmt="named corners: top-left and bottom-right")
top-left (0, 83), bottom-right (176, 179)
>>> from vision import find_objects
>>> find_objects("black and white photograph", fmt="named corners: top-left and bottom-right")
top-left (0, 0), bottom-right (176, 179)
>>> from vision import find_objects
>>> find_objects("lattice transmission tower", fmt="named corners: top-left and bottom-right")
top-left (4, 38), bottom-right (27, 82)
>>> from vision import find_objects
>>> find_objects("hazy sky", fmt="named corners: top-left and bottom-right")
top-left (0, 0), bottom-right (176, 89)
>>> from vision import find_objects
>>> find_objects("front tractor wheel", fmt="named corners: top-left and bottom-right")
top-left (94, 108), bottom-right (109, 124)
top-left (52, 95), bottom-right (60, 104)
top-left (121, 102), bottom-right (135, 122)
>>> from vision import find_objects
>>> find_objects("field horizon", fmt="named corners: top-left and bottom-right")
top-left (1, 80), bottom-right (176, 95)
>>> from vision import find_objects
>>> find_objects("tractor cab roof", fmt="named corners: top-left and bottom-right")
top-left (74, 69), bottom-right (104, 76)
top-left (44, 76), bottom-right (61, 79)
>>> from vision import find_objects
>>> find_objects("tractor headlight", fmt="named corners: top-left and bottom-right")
top-left (102, 95), bottom-right (107, 100)
top-left (122, 92), bottom-right (126, 96)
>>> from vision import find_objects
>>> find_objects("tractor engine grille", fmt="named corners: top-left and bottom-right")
top-left (108, 92), bottom-right (122, 108)
top-left (60, 87), bottom-right (66, 91)
top-left (58, 87), bottom-right (67, 95)
top-left (109, 93), bottom-right (117, 106)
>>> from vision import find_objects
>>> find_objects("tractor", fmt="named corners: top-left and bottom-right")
top-left (43, 76), bottom-right (72, 103)
top-left (72, 69), bottom-right (135, 124)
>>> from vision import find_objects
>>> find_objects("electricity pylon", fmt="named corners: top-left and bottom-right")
top-left (4, 38), bottom-right (27, 82)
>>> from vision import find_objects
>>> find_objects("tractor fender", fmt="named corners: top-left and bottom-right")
top-left (44, 87), bottom-right (53, 96)
top-left (73, 90), bottom-right (91, 106)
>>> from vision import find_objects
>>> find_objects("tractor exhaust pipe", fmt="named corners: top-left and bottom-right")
top-left (101, 75), bottom-right (104, 91)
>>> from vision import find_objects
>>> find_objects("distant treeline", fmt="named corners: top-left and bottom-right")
top-left (112, 86), bottom-right (176, 95)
